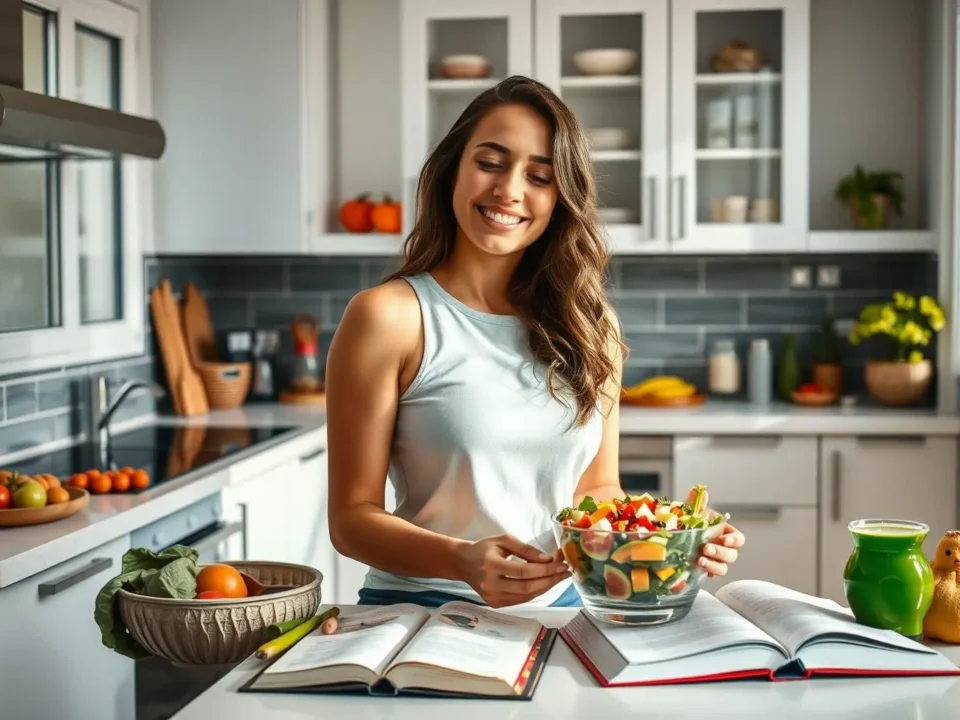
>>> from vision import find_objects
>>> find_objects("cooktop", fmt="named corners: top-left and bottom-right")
top-left (7, 424), bottom-right (299, 493)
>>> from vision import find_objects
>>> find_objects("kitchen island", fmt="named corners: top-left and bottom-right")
top-left (169, 606), bottom-right (960, 720)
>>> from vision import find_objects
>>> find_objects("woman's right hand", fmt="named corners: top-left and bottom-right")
top-left (456, 534), bottom-right (571, 608)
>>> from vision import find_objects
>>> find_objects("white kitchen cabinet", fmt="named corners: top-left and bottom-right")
top-left (399, 0), bottom-right (533, 237)
top-left (669, 0), bottom-right (809, 253)
top-left (673, 434), bottom-right (819, 595)
top-left (818, 435), bottom-right (959, 607)
top-left (534, 0), bottom-right (670, 253)
top-left (0, 534), bottom-right (134, 720)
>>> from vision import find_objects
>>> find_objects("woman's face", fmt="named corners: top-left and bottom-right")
top-left (451, 103), bottom-right (559, 257)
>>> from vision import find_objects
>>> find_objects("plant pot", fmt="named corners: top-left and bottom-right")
top-left (812, 363), bottom-right (843, 396)
top-left (864, 360), bottom-right (932, 406)
top-left (850, 193), bottom-right (890, 229)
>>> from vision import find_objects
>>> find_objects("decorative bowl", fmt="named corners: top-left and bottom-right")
top-left (572, 48), bottom-right (638, 76)
top-left (439, 54), bottom-right (490, 79)
top-left (117, 561), bottom-right (322, 667)
top-left (552, 511), bottom-right (726, 626)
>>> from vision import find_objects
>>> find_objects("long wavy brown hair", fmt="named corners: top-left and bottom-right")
top-left (383, 75), bottom-right (625, 427)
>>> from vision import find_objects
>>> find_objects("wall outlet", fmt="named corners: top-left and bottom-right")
top-left (790, 265), bottom-right (812, 288)
top-left (817, 265), bottom-right (841, 288)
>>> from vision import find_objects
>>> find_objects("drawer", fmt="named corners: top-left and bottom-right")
top-left (708, 506), bottom-right (818, 596)
top-left (673, 435), bottom-right (817, 506)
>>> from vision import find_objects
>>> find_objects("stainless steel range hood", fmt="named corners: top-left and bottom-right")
top-left (0, 0), bottom-right (165, 160)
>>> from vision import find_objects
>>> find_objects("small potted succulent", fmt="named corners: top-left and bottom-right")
top-left (834, 164), bottom-right (904, 230)
top-left (812, 315), bottom-right (844, 396)
top-left (849, 292), bottom-right (946, 405)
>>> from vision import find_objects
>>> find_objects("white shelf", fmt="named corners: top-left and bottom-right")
top-left (696, 72), bottom-right (782, 85)
top-left (560, 75), bottom-right (642, 89)
top-left (309, 233), bottom-right (404, 256)
top-left (696, 148), bottom-right (782, 160)
top-left (592, 149), bottom-right (642, 162)
top-left (427, 78), bottom-right (502, 93)
top-left (807, 230), bottom-right (939, 253)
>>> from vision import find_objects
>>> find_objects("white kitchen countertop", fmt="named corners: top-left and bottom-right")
top-left (170, 606), bottom-right (960, 720)
top-left (0, 405), bottom-right (327, 589)
top-left (618, 401), bottom-right (960, 435)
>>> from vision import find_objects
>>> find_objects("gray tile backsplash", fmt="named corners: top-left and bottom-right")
top-left (0, 249), bottom-right (939, 457)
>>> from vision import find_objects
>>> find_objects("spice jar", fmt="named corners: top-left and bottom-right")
top-left (708, 339), bottom-right (740, 395)
top-left (290, 315), bottom-right (322, 394)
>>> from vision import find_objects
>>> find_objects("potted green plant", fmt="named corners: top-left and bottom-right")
top-left (834, 164), bottom-right (905, 229)
top-left (849, 292), bottom-right (946, 405)
top-left (812, 315), bottom-right (844, 395)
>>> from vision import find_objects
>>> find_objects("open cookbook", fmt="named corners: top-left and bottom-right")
top-left (560, 579), bottom-right (960, 687)
top-left (240, 601), bottom-right (557, 700)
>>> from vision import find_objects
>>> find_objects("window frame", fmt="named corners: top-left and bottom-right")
top-left (0, 0), bottom-right (149, 375)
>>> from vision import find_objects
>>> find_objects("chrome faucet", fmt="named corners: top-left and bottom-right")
top-left (87, 376), bottom-right (167, 447)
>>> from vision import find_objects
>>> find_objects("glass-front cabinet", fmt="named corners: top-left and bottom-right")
top-left (0, 0), bottom-right (145, 375)
top-left (399, 0), bottom-right (532, 236)
top-left (535, 0), bottom-right (670, 253)
top-left (670, 0), bottom-right (809, 252)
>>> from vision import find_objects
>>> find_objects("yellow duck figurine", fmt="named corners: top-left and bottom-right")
top-left (923, 530), bottom-right (960, 643)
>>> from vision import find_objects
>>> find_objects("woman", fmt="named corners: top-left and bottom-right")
top-left (325, 75), bottom-right (744, 609)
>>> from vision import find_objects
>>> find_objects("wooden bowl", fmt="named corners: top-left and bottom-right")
top-left (118, 561), bottom-right (323, 667)
top-left (0, 486), bottom-right (89, 528)
top-left (791, 390), bottom-right (837, 407)
top-left (621, 392), bottom-right (706, 408)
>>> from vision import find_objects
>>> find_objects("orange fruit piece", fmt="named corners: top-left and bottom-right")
top-left (195, 564), bottom-right (248, 599)
top-left (31, 475), bottom-right (49, 491)
top-left (119, 466), bottom-right (135, 476)
top-left (112, 472), bottom-right (131, 493)
top-left (68, 473), bottom-right (89, 489)
top-left (46, 486), bottom-right (70, 504)
top-left (90, 475), bottom-right (112, 494)
top-left (43, 474), bottom-right (60, 489)
top-left (86, 469), bottom-right (102, 481)
top-left (131, 469), bottom-right (150, 489)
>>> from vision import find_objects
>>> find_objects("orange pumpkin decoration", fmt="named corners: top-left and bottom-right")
top-left (372, 195), bottom-right (402, 234)
top-left (338, 193), bottom-right (375, 233)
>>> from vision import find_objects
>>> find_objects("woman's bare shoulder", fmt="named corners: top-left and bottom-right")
top-left (335, 278), bottom-right (422, 350)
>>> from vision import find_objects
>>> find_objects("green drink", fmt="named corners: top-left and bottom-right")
top-left (843, 519), bottom-right (934, 639)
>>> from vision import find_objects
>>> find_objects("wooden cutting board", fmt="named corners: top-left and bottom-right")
top-left (181, 283), bottom-right (218, 365)
top-left (150, 280), bottom-right (208, 416)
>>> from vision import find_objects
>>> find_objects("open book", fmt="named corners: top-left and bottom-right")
top-left (240, 601), bottom-right (557, 700)
top-left (560, 579), bottom-right (960, 686)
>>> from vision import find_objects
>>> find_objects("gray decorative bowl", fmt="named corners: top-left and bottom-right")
top-left (118, 561), bottom-right (322, 667)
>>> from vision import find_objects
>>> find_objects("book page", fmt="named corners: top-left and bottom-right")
top-left (568, 590), bottom-right (785, 667)
top-left (262, 604), bottom-right (430, 678)
top-left (716, 580), bottom-right (937, 658)
top-left (386, 601), bottom-right (543, 683)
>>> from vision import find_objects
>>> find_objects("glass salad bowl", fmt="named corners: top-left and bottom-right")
top-left (551, 490), bottom-right (728, 626)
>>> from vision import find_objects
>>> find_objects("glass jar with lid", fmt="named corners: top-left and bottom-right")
top-left (708, 339), bottom-right (740, 395)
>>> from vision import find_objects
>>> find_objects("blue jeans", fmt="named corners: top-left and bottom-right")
top-left (357, 582), bottom-right (583, 608)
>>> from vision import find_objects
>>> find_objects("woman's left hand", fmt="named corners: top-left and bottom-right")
top-left (699, 523), bottom-right (745, 578)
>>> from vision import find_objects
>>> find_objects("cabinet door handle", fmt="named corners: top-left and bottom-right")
top-left (644, 176), bottom-right (656, 240)
top-left (38, 557), bottom-right (113, 597)
top-left (855, 435), bottom-right (926, 446)
top-left (190, 522), bottom-right (245, 556)
top-left (831, 450), bottom-right (842, 522)
top-left (300, 447), bottom-right (327, 463)
top-left (709, 435), bottom-right (782, 448)
top-left (671, 176), bottom-right (686, 240)
top-left (715, 504), bottom-right (781, 520)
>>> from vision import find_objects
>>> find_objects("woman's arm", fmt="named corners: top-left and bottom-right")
top-left (325, 281), bottom-right (468, 581)
top-left (572, 321), bottom-right (625, 505)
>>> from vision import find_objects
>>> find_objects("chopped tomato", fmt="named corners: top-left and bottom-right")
top-left (574, 514), bottom-right (591, 529)
top-left (636, 515), bottom-right (656, 532)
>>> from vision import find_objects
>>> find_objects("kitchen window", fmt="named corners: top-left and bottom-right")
top-left (0, 0), bottom-right (149, 374)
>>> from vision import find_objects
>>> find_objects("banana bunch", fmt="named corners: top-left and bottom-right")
top-left (622, 375), bottom-right (697, 400)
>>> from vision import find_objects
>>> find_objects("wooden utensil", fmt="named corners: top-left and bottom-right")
top-left (240, 571), bottom-right (296, 597)
top-left (181, 283), bottom-right (218, 365)
top-left (159, 280), bottom-right (208, 416)
top-left (150, 285), bottom-right (185, 415)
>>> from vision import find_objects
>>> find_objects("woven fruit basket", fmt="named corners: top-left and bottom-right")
top-left (117, 561), bottom-right (322, 667)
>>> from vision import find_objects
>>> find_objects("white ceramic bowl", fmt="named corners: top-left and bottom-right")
top-left (440, 54), bottom-right (490, 79)
top-left (587, 128), bottom-right (635, 151)
top-left (573, 49), bottom-right (638, 76)
top-left (598, 207), bottom-right (634, 224)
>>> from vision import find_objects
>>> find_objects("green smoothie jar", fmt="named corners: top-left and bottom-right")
top-left (843, 519), bottom-right (934, 639)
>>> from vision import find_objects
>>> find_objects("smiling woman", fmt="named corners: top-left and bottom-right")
top-left (324, 75), bottom-right (745, 612)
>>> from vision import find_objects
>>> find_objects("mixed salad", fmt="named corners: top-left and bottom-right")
top-left (554, 486), bottom-right (728, 603)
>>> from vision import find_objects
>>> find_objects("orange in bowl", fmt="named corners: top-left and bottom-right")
top-left (196, 563), bottom-right (248, 599)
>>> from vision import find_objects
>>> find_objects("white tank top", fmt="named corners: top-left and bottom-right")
top-left (363, 272), bottom-right (604, 606)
